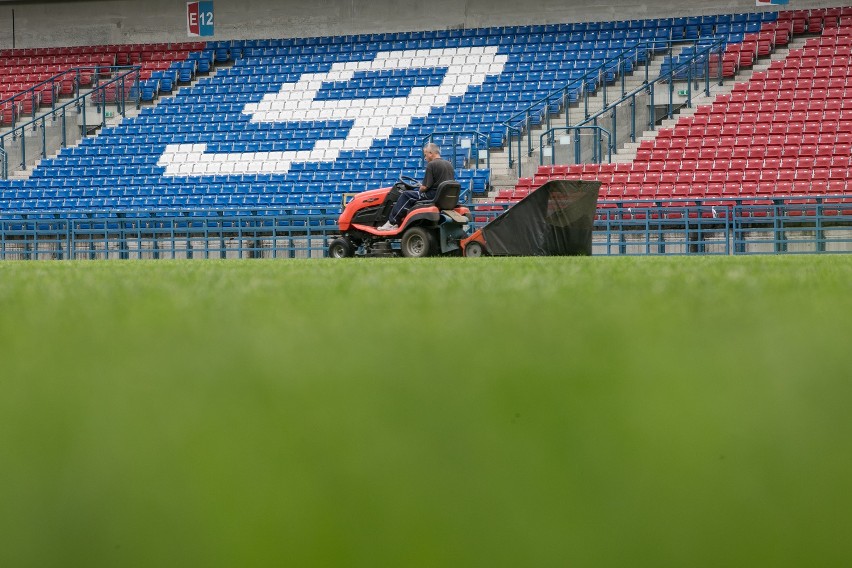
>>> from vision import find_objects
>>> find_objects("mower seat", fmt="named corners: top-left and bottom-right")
top-left (415, 180), bottom-right (461, 211)
top-left (409, 180), bottom-right (469, 225)
top-left (433, 180), bottom-right (462, 210)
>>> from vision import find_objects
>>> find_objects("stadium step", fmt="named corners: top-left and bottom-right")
top-left (487, 55), bottom-right (666, 187)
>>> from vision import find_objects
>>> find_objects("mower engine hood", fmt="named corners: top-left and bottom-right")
top-left (338, 187), bottom-right (392, 232)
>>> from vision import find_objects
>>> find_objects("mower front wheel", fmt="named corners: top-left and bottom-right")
top-left (400, 226), bottom-right (435, 258)
top-left (464, 241), bottom-right (486, 257)
top-left (328, 237), bottom-right (354, 258)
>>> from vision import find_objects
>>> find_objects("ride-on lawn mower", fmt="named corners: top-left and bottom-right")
top-left (328, 177), bottom-right (600, 258)
top-left (328, 177), bottom-right (472, 257)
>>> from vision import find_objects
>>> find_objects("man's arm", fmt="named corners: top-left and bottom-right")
top-left (421, 161), bottom-right (435, 192)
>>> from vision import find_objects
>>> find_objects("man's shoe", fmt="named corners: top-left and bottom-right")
top-left (377, 221), bottom-right (397, 232)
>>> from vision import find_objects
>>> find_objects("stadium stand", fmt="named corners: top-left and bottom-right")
top-left (0, 7), bottom-right (849, 219)
top-left (505, 7), bottom-right (852, 218)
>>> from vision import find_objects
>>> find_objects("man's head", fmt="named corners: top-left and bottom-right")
top-left (423, 143), bottom-right (441, 163)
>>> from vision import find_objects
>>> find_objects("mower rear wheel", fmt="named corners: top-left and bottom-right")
top-left (464, 241), bottom-right (485, 257)
top-left (328, 237), bottom-right (354, 258)
top-left (400, 226), bottom-right (434, 258)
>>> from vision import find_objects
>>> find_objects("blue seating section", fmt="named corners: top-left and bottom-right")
top-left (0, 11), bottom-right (780, 213)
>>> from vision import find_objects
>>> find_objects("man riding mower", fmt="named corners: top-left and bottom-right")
top-left (328, 176), bottom-right (472, 257)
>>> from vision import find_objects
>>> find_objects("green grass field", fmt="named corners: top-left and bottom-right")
top-left (1, 256), bottom-right (850, 567)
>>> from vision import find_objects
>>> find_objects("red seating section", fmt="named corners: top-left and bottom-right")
top-left (511, 8), bottom-right (852, 210)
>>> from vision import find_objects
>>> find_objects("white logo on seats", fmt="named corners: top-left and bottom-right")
top-left (157, 46), bottom-right (507, 176)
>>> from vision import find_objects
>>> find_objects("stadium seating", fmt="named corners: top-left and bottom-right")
top-left (2, 7), bottom-right (849, 216)
top-left (2, 21), bottom-right (645, 212)
top-left (509, 7), bottom-right (852, 216)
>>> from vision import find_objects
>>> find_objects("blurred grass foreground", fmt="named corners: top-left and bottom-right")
top-left (0, 255), bottom-right (850, 567)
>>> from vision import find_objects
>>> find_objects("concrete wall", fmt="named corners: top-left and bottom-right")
top-left (0, 0), bottom-right (847, 48)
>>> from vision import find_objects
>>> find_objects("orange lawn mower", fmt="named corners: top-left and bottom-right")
top-left (328, 178), bottom-right (600, 258)
top-left (328, 177), bottom-right (471, 257)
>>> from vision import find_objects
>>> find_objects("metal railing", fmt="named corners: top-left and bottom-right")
top-left (0, 208), bottom-right (338, 260)
top-left (1, 68), bottom-right (83, 129)
top-left (422, 130), bottom-right (491, 199)
top-left (572, 38), bottom-right (725, 162)
top-left (505, 36), bottom-right (726, 176)
top-left (595, 199), bottom-right (851, 255)
top-left (422, 131), bottom-right (490, 171)
top-left (474, 196), bottom-right (852, 255)
top-left (539, 126), bottom-right (612, 166)
top-left (0, 196), bottom-right (848, 259)
top-left (0, 66), bottom-right (141, 177)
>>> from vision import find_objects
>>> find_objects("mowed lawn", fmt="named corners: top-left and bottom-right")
top-left (0, 256), bottom-right (850, 567)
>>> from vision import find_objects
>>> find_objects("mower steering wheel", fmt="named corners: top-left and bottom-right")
top-left (399, 175), bottom-right (421, 191)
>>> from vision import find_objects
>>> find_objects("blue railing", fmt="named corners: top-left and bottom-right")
top-left (0, 208), bottom-right (337, 260)
top-left (0, 196), bottom-right (848, 259)
top-left (590, 198), bottom-right (851, 255)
